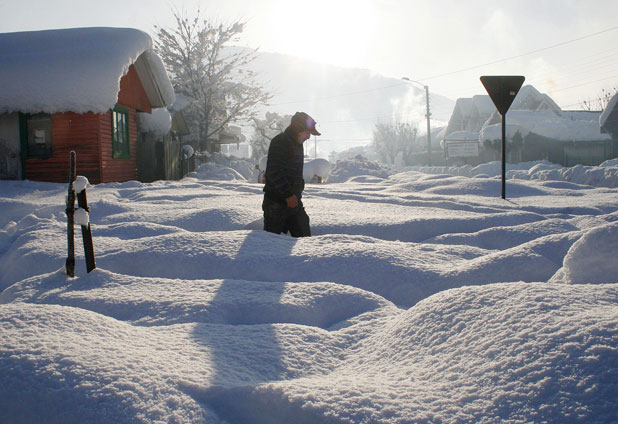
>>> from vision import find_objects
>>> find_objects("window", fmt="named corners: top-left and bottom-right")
top-left (26, 113), bottom-right (53, 158)
top-left (112, 107), bottom-right (130, 158)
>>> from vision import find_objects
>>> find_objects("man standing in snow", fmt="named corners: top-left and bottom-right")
top-left (262, 112), bottom-right (321, 237)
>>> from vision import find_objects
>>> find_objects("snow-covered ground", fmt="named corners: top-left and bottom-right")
top-left (1, 159), bottom-right (618, 423)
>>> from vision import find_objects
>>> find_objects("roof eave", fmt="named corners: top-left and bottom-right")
top-left (133, 53), bottom-right (173, 109)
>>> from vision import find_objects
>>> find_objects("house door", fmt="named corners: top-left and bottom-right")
top-left (0, 113), bottom-right (22, 180)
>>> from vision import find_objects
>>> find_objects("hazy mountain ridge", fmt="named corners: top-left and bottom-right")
top-left (249, 51), bottom-right (455, 154)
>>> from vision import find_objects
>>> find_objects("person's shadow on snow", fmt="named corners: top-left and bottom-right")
top-left (183, 230), bottom-right (300, 422)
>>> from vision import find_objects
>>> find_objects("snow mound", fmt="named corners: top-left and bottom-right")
top-left (2, 159), bottom-right (618, 423)
top-left (0, 302), bottom-right (215, 423)
top-left (214, 282), bottom-right (618, 423)
top-left (409, 160), bottom-right (618, 188)
top-left (303, 158), bottom-right (331, 182)
top-left (0, 268), bottom-right (393, 329)
top-left (188, 163), bottom-right (247, 181)
top-left (550, 222), bottom-right (618, 284)
top-left (202, 153), bottom-right (259, 181)
top-left (328, 155), bottom-right (393, 183)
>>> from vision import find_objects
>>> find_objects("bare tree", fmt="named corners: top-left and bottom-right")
top-left (580, 86), bottom-right (618, 111)
top-left (155, 9), bottom-right (272, 152)
top-left (372, 121), bottom-right (418, 165)
top-left (249, 112), bottom-right (291, 160)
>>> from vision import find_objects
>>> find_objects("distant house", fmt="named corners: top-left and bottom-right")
top-left (441, 95), bottom-right (497, 165)
top-left (0, 27), bottom-right (174, 183)
top-left (441, 85), bottom-right (617, 167)
top-left (600, 92), bottom-right (618, 140)
top-left (444, 95), bottom-right (496, 137)
top-left (480, 110), bottom-right (615, 166)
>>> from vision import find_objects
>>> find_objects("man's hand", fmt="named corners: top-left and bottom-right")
top-left (285, 194), bottom-right (298, 208)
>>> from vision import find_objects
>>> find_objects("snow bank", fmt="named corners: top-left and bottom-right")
top-left (263, 282), bottom-right (618, 423)
top-left (1, 158), bottom-right (618, 423)
top-left (406, 160), bottom-right (618, 188)
top-left (328, 155), bottom-right (393, 183)
top-left (188, 163), bottom-right (247, 181)
top-left (303, 158), bottom-right (331, 182)
top-left (550, 222), bottom-right (618, 284)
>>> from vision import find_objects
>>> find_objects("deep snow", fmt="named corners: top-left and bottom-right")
top-left (1, 159), bottom-right (617, 423)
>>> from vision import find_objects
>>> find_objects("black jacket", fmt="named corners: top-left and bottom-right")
top-left (263, 127), bottom-right (305, 202)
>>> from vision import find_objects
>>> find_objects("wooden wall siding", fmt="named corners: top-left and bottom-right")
top-left (23, 66), bottom-right (151, 184)
top-left (98, 106), bottom-right (138, 183)
top-left (117, 65), bottom-right (152, 113)
top-left (24, 112), bottom-right (101, 183)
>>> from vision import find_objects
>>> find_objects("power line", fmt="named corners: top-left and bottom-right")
top-left (267, 26), bottom-right (618, 108)
top-left (418, 25), bottom-right (618, 81)
top-left (263, 26), bottom-right (618, 129)
top-left (548, 74), bottom-right (618, 93)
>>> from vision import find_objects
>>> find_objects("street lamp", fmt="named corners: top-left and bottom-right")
top-left (402, 77), bottom-right (432, 166)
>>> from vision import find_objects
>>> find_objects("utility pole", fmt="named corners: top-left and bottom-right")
top-left (402, 77), bottom-right (431, 166)
top-left (314, 135), bottom-right (317, 158)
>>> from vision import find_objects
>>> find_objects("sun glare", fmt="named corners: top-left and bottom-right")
top-left (267, 0), bottom-right (376, 68)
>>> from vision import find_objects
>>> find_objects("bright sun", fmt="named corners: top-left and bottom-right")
top-left (265, 0), bottom-right (377, 68)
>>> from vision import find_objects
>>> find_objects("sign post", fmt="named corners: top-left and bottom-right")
top-left (480, 75), bottom-right (525, 199)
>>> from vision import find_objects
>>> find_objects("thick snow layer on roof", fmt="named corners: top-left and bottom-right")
top-left (0, 27), bottom-right (174, 114)
top-left (138, 108), bottom-right (172, 136)
top-left (444, 130), bottom-right (480, 142)
top-left (480, 110), bottom-right (609, 143)
top-left (600, 92), bottom-right (618, 128)
top-left (471, 95), bottom-right (496, 115)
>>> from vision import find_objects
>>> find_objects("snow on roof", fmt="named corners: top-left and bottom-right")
top-left (169, 92), bottom-right (194, 114)
top-left (471, 95), bottom-right (496, 115)
top-left (480, 110), bottom-right (610, 142)
top-left (444, 131), bottom-right (480, 142)
top-left (511, 85), bottom-right (561, 112)
top-left (0, 27), bottom-right (175, 115)
top-left (138, 108), bottom-right (172, 137)
top-left (452, 97), bottom-right (474, 115)
top-left (600, 91), bottom-right (618, 129)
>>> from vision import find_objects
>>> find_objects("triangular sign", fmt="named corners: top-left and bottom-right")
top-left (480, 76), bottom-right (525, 115)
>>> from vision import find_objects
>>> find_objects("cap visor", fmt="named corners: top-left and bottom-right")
top-left (309, 129), bottom-right (321, 136)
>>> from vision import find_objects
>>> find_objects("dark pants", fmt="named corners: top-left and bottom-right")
top-left (262, 196), bottom-right (311, 237)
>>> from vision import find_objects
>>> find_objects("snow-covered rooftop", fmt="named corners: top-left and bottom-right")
top-left (444, 130), bottom-right (480, 142)
top-left (600, 91), bottom-right (618, 131)
top-left (138, 108), bottom-right (172, 137)
top-left (480, 110), bottom-right (610, 143)
top-left (0, 27), bottom-right (175, 115)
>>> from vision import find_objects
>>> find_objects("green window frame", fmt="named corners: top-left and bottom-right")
top-left (111, 107), bottom-right (130, 158)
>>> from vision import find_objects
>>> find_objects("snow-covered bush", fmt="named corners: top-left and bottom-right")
top-left (303, 158), bottom-right (331, 183)
top-left (328, 155), bottom-right (393, 183)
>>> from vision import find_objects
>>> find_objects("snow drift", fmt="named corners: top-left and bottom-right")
top-left (1, 160), bottom-right (618, 423)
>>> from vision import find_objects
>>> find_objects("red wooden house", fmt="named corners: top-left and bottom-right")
top-left (0, 27), bottom-right (175, 183)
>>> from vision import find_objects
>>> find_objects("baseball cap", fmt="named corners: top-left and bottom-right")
top-left (291, 112), bottom-right (321, 136)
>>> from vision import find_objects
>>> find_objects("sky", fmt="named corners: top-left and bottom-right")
top-left (1, 0), bottom-right (617, 142)
top-left (1, 157), bottom-right (618, 422)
